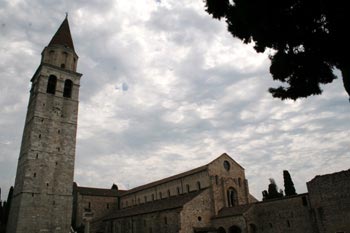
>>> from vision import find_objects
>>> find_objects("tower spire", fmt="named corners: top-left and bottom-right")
top-left (48, 16), bottom-right (75, 50)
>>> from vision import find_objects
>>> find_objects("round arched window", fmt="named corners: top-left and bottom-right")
top-left (223, 160), bottom-right (230, 171)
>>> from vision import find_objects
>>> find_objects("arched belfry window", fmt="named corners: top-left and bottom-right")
top-left (47, 75), bottom-right (57, 94)
top-left (227, 187), bottom-right (238, 207)
top-left (63, 79), bottom-right (73, 98)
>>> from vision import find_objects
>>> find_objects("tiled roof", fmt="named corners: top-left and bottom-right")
top-left (75, 186), bottom-right (123, 197)
top-left (104, 190), bottom-right (204, 220)
top-left (48, 17), bottom-right (75, 50)
top-left (122, 165), bottom-right (208, 196)
top-left (214, 204), bottom-right (253, 218)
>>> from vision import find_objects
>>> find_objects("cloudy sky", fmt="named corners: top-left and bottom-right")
top-left (1, 0), bottom-right (349, 200)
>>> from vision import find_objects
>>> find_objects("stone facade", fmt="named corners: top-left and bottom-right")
top-left (72, 184), bottom-right (121, 233)
top-left (7, 17), bottom-right (82, 233)
top-left (101, 154), bottom-right (255, 233)
top-left (307, 170), bottom-right (350, 233)
top-left (75, 153), bottom-right (350, 233)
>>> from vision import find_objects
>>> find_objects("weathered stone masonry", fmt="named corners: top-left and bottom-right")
top-left (7, 17), bottom-right (82, 233)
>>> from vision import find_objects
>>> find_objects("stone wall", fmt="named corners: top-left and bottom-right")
top-left (307, 169), bottom-right (350, 233)
top-left (179, 189), bottom-right (213, 233)
top-left (105, 209), bottom-right (181, 233)
top-left (245, 194), bottom-right (315, 233)
top-left (74, 193), bottom-right (118, 229)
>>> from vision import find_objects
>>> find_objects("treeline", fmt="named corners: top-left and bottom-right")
top-left (262, 170), bottom-right (297, 200)
top-left (0, 186), bottom-right (13, 233)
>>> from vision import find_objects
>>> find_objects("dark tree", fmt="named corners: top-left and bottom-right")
top-left (262, 190), bottom-right (269, 201)
top-left (267, 178), bottom-right (283, 199)
top-left (111, 183), bottom-right (118, 190)
top-left (205, 0), bottom-right (350, 101)
top-left (283, 170), bottom-right (297, 196)
top-left (0, 201), bottom-right (3, 225)
top-left (262, 178), bottom-right (283, 200)
top-left (4, 186), bottom-right (13, 225)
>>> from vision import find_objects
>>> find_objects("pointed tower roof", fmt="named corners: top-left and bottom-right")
top-left (48, 16), bottom-right (75, 50)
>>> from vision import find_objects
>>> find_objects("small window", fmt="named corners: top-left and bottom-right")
top-left (63, 79), bottom-right (73, 98)
top-left (287, 220), bottom-right (290, 227)
top-left (167, 190), bottom-right (171, 197)
top-left (238, 178), bottom-right (241, 187)
top-left (177, 187), bottom-right (181, 195)
top-left (107, 203), bottom-right (109, 209)
top-left (186, 184), bottom-right (190, 193)
top-left (197, 181), bottom-right (201, 190)
top-left (33, 173), bottom-right (37, 178)
top-left (46, 75), bottom-right (57, 94)
top-left (198, 216), bottom-right (202, 221)
top-left (215, 175), bottom-right (219, 185)
top-left (152, 194), bottom-right (155, 201)
top-left (88, 202), bottom-right (91, 208)
top-left (302, 196), bottom-right (308, 206)
top-left (164, 217), bottom-right (167, 225)
top-left (61, 64), bottom-right (65, 68)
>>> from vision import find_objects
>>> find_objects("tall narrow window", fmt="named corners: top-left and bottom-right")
top-left (227, 187), bottom-right (238, 207)
top-left (167, 190), bottom-right (171, 197)
top-left (61, 52), bottom-right (68, 69)
top-left (63, 79), bottom-right (73, 98)
top-left (197, 181), bottom-right (201, 190)
top-left (47, 75), bottom-right (57, 94)
top-left (186, 184), bottom-right (190, 193)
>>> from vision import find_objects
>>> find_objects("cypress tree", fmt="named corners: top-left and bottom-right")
top-left (4, 186), bottom-right (13, 224)
top-left (284, 170), bottom-right (297, 196)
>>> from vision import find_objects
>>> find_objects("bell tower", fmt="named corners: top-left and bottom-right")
top-left (7, 16), bottom-right (82, 233)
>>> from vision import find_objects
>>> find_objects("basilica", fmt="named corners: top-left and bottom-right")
top-left (7, 17), bottom-right (350, 233)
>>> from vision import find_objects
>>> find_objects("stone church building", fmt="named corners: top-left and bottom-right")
top-left (7, 18), bottom-right (350, 233)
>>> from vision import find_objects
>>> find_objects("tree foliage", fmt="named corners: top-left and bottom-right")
top-left (283, 170), bottom-right (297, 196)
top-left (262, 178), bottom-right (283, 200)
top-left (205, 0), bottom-right (350, 101)
top-left (3, 186), bottom-right (13, 225)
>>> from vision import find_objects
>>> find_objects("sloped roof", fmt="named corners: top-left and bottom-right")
top-left (214, 204), bottom-right (253, 218)
top-left (122, 153), bottom-right (239, 196)
top-left (122, 165), bottom-right (208, 196)
top-left (75, 186), bottom-right (123, 197)
top-left (48, 17), bottom-right (75, 50)
top-left (105, 190), bottom-right (204, 220)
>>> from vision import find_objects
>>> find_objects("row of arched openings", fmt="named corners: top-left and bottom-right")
top-left (46, 75), bottom-right (73, 98)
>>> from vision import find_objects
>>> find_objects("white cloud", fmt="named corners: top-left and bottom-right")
top-left (0, 0), bottom-right (349, 200)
